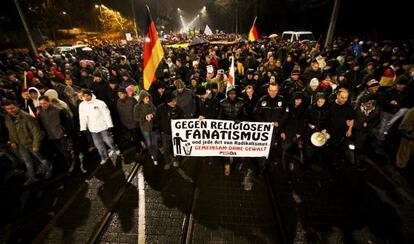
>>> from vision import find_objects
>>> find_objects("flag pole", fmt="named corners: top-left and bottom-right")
top-left (252, 16), bottom-right (257, 26)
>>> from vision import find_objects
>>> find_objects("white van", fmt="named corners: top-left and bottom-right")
top-left (53, 44), bottom-right (88, 58)
top-left (281, 31), bottom-right (316, 45)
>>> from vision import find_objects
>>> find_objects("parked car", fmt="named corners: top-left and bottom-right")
top-left (53, 44), bottom-right (88, 58)
top-left (281, 31), bottom-right (316, 46)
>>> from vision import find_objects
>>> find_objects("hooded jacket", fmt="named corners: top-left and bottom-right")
top-left (44, 89), bottom-right (72, 117)
top-left (133, 90), bottom-right (157, 132)
top-left (117, 96), bottom-right (138, 129)
top-left (79, 96), bottom-right (113, 133)
top-left (27, 87), bottom-right (41, 107)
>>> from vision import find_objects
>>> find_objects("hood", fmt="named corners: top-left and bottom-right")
top-left (44, 89), bottom-right (59, 101)
top-left (137, 90), bottom-right (152, 104)
top-left (28, 87), bottom-right (41, 107)
top-left (28, 87), bottom-right (41, 97)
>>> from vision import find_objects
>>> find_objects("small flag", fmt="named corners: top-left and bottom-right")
top-left (248, 17), bottom-right (259, 42)
top-left (226, 56), bottom-right (235, 94)
top-left (143, 5), bottom-right (164, 90)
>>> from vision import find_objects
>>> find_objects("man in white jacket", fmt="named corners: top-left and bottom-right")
top-left (79, 90), bottom-right (120, 164)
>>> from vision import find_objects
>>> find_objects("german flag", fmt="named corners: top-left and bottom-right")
top-left (248, 17), bottom-right (259, 42)
top-left (143, 5), bottom-right (164, 90)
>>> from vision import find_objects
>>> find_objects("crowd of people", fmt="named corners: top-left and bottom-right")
top-left (1, 34), bottom-right (414, 186)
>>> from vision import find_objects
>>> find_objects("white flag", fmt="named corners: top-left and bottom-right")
top-left (226, 56), bottom-right (235, 94)
top-left (204, 25), bottom-right (213, 35)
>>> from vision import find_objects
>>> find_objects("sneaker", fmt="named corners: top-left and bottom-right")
top-left (115, 150), bottom-right (121, 155)
top-left (80, 165), bottom-right (88, 173)
top-left (289, 162), bottom-right (295, 171)
top-left (24, 177), bottom-right (38, 186)
top-left (292, 191), bottom-right (302, 204)
top-left (100, 158), bottom-right (108, 165)
top-left (163, 163), bottom-right (171, 170)
top-left (108, 150), bottom-right (115, 157)
top-left (173, 161), bottom-right (179, 167)
top-left (153, 160), bottom-right (158, 166)
top-left (224, 164), bottom-right (231, 176)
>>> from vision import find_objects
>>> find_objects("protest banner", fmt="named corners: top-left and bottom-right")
top-left (171, 119), bottom-right (273, 158)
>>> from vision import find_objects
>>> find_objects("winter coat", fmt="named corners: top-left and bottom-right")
top-left (79, 96), bottom-right (113, 133)
top-left (44, 89), bottom-right (72, 117)
top-left (354, 105), bottom-right (381, 131)
top-left (281, 103), bottom-right (306, 138)
top-left (173, 88), bottom-right (196, 119)
top-left (133, 90), bottom-right (157, 132)
top-left (242, 93), bottom-right (259, 122)
top-left (218, 97), bottom-right (246, 121)
top-left (155, 103), bottom-right (184, 135)
top-left (91, 80), bottom-right (113, 106)
top-left (38, 104), bottom-right (73, 140)
top-left (305, 104), bottom-right (328, 131)
top-left (5, 110), bottom-right (43, 148)
top-left (195, 92), bottom-right (219, 119)
top-left (117, 97), bottom-right (138, 129)
top-left (254, 94), bottom-right (286, 124)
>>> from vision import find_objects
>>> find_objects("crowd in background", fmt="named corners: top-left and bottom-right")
top-left (1, 34), bottom-right (414, 186)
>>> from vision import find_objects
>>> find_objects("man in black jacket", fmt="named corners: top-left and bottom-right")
top-left (218, 88), bottom-right (247, 176)
top-left (326, 89), bottom-right (355, 169)
top-left (280, 92), bottom-right (306, 171)
top-left (156, 93), bottom-right (185, 169)
top-left (92, 72), bottom-right (113, 107)
top-left (254, 83), bottom-right (287, 174)
top-left (195, 86), bottom-right (219, 120)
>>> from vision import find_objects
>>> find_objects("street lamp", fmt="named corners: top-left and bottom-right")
top-left (95, 4), bottom-right (99, 9)
top-left (62, 11), bottom-right (70, 33)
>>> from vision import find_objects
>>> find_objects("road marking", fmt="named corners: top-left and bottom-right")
top-left (138, 166), bottom-right (146, 244)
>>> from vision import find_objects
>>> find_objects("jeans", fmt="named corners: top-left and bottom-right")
top-left (91, 129), bottom-right (119, 160)
top-left (377, 109), bottom-right (409, 139)
top-left (387, 108), bottom-right (410, 131)
top-left (142, 131), bottom-right (159, 161)
top-left (17, 145), bottom-right (50, 180)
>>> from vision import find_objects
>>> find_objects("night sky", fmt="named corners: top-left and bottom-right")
top-left (0, 0), bottom-right (412, 48)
